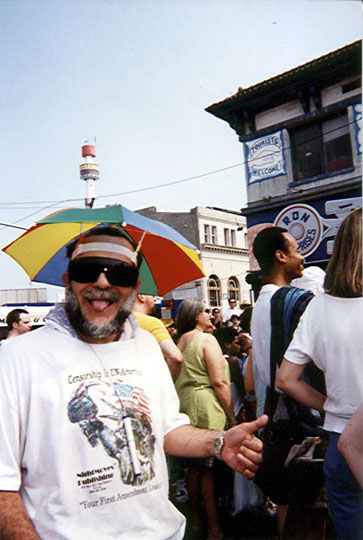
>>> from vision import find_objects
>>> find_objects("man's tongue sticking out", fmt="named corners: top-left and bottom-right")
top-left (91, 300), bottom-right (111, 312)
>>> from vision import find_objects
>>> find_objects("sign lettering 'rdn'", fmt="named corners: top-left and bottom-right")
top-left (245, 131), bottom-right (286, 184)
top-left (274, 204), bottom-right (323, 257)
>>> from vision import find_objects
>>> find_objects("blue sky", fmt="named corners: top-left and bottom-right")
top-left (0, 0), bottom-right (361, 295)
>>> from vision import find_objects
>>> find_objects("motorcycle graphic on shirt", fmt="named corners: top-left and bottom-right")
top-left (67, 380), bottom-right (156, 486)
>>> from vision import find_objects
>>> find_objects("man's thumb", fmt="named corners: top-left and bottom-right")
top-left (241, 414), bottom-right (269, 434)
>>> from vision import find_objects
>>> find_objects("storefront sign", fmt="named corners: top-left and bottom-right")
top-left (245, 131), bottom-right (286, 184)
top-left (274, 204), bottom-right (323, 257)
top-left (246, 193), bottom-right (362, 265)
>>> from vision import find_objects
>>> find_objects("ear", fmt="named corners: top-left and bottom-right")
top-left (275, 250), bottom-right (287, 264)
top-left (62, 271), bottom-right (70, 287)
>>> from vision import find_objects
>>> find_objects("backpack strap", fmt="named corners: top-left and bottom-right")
top-left (268, 287), bottom-right (314, 415)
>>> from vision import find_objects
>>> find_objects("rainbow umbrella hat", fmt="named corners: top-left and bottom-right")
top-left (2, 205), bottom-right (205, 296)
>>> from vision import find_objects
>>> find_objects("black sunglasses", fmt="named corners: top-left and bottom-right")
top-left (68, 257), bottom-right (139, 287)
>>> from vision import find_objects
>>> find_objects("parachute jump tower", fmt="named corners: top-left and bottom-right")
top-left (80, 143), bottom-right (99, 208)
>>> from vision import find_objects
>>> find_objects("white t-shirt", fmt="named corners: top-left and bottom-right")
top-left (251, 284), bottom-right (280, 388)
top-left (0, 310), bottom-right (189, 539)
top-left (285, 293), bottom-right (363, 434)
top-left (223, 307), bottom-right (242, 322)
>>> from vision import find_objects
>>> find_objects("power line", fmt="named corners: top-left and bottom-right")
top-left (0, 197), bottom-right (83, 207)
top-left (0, 222), bottom-right (27, 231)
top-left (96, 162), bottom-right (244, 199)
top-left (0, 117), bottom-right (358, 212)
top-left (0, 200), bottom-right (69, 233)
top-left (0, 161), bottom-right (244, 208)
top-left (96, 115), bottom-right (359, 200)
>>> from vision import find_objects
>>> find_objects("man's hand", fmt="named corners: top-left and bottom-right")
top-left (164, 415), bottom-right (268, 475)
top-left (221, 414), bottom-right (268, 479)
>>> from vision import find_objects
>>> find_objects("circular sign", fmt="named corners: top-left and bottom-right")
top-left (274, 204), bottom-right (323, 257)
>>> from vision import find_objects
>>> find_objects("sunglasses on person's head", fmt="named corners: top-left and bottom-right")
top-left (68, 257), bottom-right (139, 287)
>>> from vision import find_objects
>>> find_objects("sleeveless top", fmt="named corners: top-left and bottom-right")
top-left (175, 332), bottom-right (229, 430)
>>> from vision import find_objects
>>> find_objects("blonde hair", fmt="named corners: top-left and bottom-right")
top-left (324, 208), bottom-right (362, 298)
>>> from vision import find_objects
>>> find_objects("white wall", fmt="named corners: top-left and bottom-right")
top-left (255, 100), bottom-right (304, 131)
top-left (196, 207), bottom-right (251, 307)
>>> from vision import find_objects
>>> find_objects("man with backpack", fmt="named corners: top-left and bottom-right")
top-left (250, 226), bottom-right (321, 538)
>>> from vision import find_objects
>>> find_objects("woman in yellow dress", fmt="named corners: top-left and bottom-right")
top-left (175, 299), bottom-right (236, 540)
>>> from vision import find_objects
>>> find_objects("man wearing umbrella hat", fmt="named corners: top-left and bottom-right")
top-left (0, 226), bottom-right (267, 539)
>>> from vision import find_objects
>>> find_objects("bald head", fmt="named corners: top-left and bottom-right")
top-left (134, 294), bottom-right (156, 315)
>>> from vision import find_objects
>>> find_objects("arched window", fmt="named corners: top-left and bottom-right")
top-left (228, 276), bottom-right (240, 302)
top-left (208, 274), bottom-right (221, 307)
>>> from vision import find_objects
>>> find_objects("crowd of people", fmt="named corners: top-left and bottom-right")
top-left (0, 208), bottom-right (361, 540)
top-left (169, 208), bottom-right (362, 540)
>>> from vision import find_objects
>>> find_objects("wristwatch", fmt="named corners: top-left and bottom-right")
top-left (212, 431), bottom-right (226, 460)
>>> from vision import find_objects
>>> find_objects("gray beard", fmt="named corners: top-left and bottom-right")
top-left (65, 285), bottom-right (137, 340)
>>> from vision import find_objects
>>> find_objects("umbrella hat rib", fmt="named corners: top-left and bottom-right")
top-left (37, 206), bottom-right (197, 249)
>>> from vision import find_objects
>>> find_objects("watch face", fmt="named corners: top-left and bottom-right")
top-left (214, 436), bottom-right (223, 450)
top-left (213, 431), bottom-right (225, 459)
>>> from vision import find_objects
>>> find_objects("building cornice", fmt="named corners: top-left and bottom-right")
top-left (199, 215), bottom-right (245, 226)
top-left (206, 41), bottom-right (361, 116)
top-left (201, 244), bottom-right (249, 256)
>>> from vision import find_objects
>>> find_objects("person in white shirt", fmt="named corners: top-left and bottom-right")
top-left (251, 226), bottom-right (305, 405)
top-left (250, 225), bottom-right (305, 538)
top-left (3, 308), bottom-right (32, 341)
top-left (0, 225), bottom-right (267, 540)
top-left (277, 208), bottom-right (363, 540)
top-left (223, 298), bottom-right (242, 323)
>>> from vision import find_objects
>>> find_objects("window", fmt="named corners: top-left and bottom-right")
top-left (211, 226), bottom-right (217, 245)
top-left (291, 112), bottom-right (353, 182)
top-left (342, 79), bottom-right (360, 94)
top-left (292, 124), bottom-right (323, 179)
top-left (323, 116), bottom-right (353, 173)
top-left (231, 230), bottom-right (236, 247)
top-left (204, 224), bottom-right (210, 243)
top-left (228, 277), bottom-right (239, 302)
top-left (208, 275), bottom-right (221, 307)
top-left (224, 228), bottom-right (230, 246)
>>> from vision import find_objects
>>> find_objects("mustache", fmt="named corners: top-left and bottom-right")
top-left (64, 285), bottom-right (137, 340)
top-left (82, 289), bottom-right (121, 302)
